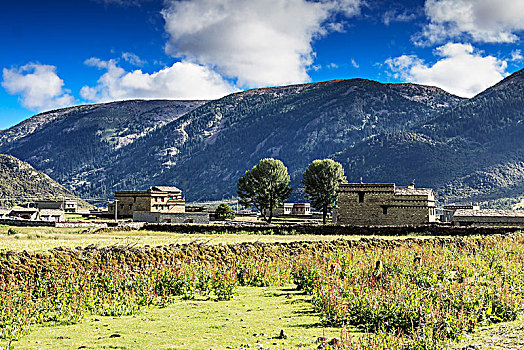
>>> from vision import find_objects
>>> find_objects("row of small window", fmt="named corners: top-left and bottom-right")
top-left (153, 196), bottom-right (179, 202)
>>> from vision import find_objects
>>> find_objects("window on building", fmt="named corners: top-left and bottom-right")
top-left (382, 206), bottom-right (388, 215)
top-left (358, 192), bottom-right (365, 203)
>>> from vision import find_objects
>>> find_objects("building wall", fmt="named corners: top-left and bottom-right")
top-left (336, 183), bottom-right (435, 225)
top-left (454, 216), bottom-right (524, 227)
top-left (133, 211), bottom-right (209, 224)
top-left (113, 191), bottom-right (185, 218)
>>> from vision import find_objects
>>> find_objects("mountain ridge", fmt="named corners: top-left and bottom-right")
top-left (0, 73), bottom-right (522, 207)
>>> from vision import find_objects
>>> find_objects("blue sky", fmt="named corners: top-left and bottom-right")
top-left (1, 0), bottom-right (523, 129)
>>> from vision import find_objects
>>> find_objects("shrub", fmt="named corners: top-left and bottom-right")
top-left (215, 203), bottom-right (236, 220)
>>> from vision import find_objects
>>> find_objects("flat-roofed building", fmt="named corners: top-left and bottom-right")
top-left (273, 203), bottom-right (311, 216)
top-left (34, 199), bottom-right (78, 213)
top-left (110, 186), bottom-right (185, 218)
top-left (441, 204), bottom-right (480, 222)
top-left (336, 182), bottom-right (436, 225)
top-left (38, 209), bottom-right (65, 222)
top-left (453, 209), bottom-right (524, 227)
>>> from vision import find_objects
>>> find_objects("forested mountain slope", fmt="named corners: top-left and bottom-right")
top-left (2, 70), bottom-right (522, 206)
top-left (335, 69), bottom-right (524, 204)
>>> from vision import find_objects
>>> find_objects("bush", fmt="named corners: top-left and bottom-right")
top-left (215, 203), bottom-right (236, 220)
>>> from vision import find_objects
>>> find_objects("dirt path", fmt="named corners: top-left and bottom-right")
top-left (456, 321), bottom-right (524, 349)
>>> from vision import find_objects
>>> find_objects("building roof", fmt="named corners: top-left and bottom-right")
top-left (454, 209), bottom-right (524, 218)
top-left (10, 207), bottom-right (39, 213)
top-left (395, 187), bottom-right (434, 196)
top-left (151, 186), bottom-right (182, 193)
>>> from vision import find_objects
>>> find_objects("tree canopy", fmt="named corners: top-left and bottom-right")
top-left (215, 203), bottom-right (236, 220)
top-left (302, 159), bottom-right (346, 224)
top-left (237, 158), bottom-right (292, 223)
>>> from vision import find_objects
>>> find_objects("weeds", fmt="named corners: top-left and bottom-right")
top-left (2, 235), bottom-right (524, 350)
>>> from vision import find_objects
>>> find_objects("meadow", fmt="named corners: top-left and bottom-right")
top-left (1, 227), bottom-right (523, 349)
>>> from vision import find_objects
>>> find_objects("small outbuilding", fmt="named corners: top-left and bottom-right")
top-left (453, 209), bottom-right (524, 227)
top-left (38, 209), bottom-right (65, 222)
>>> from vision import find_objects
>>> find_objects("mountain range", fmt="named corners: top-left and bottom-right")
top-left (0, 69), bottom-right (522, 207)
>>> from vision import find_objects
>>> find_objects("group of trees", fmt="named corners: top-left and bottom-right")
top-left (236, 158), bottom-right (345, 224)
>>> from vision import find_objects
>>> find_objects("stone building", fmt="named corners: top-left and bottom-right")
top-left (110, 186), bottom-right (185, 218)
top-left (38, 209), bottom-right (65, 222)
top-left (273, 203), bottom-right (312, 216)
top-left (336, 182), bottom-right (436, 225)
top-left (453, 209), bottom-right (524, 227)
top-left (440, 204), bottom-right (480, 222)
top-left (34, 199), bottom-right (78, 213)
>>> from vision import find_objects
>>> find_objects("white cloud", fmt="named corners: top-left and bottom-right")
top-left (80, 58), bottom-right (238, 102)
top-left (418, 0), bottom-right (524, 45)
top-left (351, 58), bottom-right (359, 68)
top-left (121, 52), bottom-right (146, 66)
top-left (383, 9), bottom-right (417, 26)
top-left (161, 0), bottom-right (362, 87)
top-left (511, 49), bottom-right (523, 61)
top-left (385, 42), bottom-right (508, 97)
top-left (1, 63), bottom-right (75, 111)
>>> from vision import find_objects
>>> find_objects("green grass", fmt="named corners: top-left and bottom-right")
top-left (0, 227), bottom-right (425, 252)
top-left (453, 319), bottom-right (524, 350)
top-left (13, 285), bottom-right (349, 350)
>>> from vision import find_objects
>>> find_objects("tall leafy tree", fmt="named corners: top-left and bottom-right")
top-left (302, 159), bottom-right (346, 224)
top-left (237, 158), bottom-right (292, 223)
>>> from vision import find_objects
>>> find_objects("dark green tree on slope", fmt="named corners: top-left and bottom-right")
top-left (237, 158), bottom-right (292, 223)
top-left (302, 159), bottom-right (346, 224)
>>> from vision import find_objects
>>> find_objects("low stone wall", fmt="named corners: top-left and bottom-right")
top-left (1, 234), bottom-right (516, 281)
top-left (56, 222), bottom-right (108, 228)
top-left (134, 211), bottom-right (210, 224)
top-left (0, 218), bottom-right (54, 227)
top-left (141, 223), bottom-right (521, 236)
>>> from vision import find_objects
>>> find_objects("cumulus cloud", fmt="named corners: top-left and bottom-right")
top-left (80, 58), bottom-right (237, 102)
top-left (418, 0), bottom-right (524, 45)
top-left (385, 42), bottom-right (508, 97)
top-left (161, 0), bottom-right (362, 87)
top-left (2, 63), bottom-right (75, 111)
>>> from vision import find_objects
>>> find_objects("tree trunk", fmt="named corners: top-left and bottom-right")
top-left (322, 207), bottom-right (327, 225)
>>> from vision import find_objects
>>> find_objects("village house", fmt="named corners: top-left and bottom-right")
top-left (453, 209), bottom-right (524, 227)
top-left (440, 204), bottom-right (480, 222)
top-left (38, 209), bottom-right (65, 222)
top-left (110, 186), bottom-right (185, 218)
top-left (273, 203), bottom-right (312, 216)
top-left (8, 208), bottom-right (39, 221)
top-left (336, 182), bottom-right (436, 225)
top-left (34, 199), bottom-right (78, 213)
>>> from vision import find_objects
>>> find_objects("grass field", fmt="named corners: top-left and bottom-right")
top-left (2, 226), bottom-right (524, 349)
top-left (0, 225), bottom-right (426, 252)
top-left (13, 285), bottom-right (348, 350)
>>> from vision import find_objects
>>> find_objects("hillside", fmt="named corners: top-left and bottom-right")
top-left (0, 100), bottom-right (207, 204)
top-left (336, 69), bottom-right (524, 205)
top-left (0, 154), bottom-right (84, 207)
